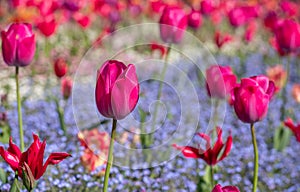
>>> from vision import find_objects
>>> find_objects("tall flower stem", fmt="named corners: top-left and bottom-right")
top-left (212, 99), bottom-right (220, 139)
top-left (15, 67), bottom-right (24, 152)
top-left (103, 119), bottom-right (117, 192)
top-left (210, 165), bottom-right (214, 189)
top-left (54, 98), bottom-right (67, 136)
top-left (250, 123), bottom-right (258, 192)
top-left (149, 44), bottom-right (172, 146)
top-left (280, 56), bottom-right (290, 121)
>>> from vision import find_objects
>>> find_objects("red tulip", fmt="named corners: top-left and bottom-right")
top-left (228, 6), bottom-right (259, 27)
top-left (233, 76), bottom-right (275, 124)
top-left (274, 19), bottom-right (300, 55)
top-left (173, 127), bottom-right (232, 166)
top-left (159, 6), bottom-right (188, 44)
top-left (73, 13), bottom-right (91, 29)
top-left (95, 60), bottom-right (139, 120)
top-left (61, 77), bottom-right (72, 100)
top-left (37, 15), bottom-right (57, 37)
top-left (264, 11), bottom-right (279, 31)
top-left (284, 118), bottom-right (300, 142)
top-left (206, 65), bottom-right (237, 99)
top-left (1, 23), bottom-right (35, 67)
top-left (54, 58), bottom-right (68, 78)
top-left (214, 31), bottom-right (232, 49)
top-left (150, 42), bottom-right (167, 58)
top-left (0, 133), bottom-right (70, 180)
top-left (188, 9), bottom-right (202, 29)
top-left (212, 184), bottom-right (240, 192)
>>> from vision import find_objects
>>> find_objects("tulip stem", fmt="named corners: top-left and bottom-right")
top-left (149, 44), bottom-right (172, 147)
top-left (250, 123), bottom-right (258, 192)
top-left (210, 165), bottom-right (214, 189)
top-left (15, 67), bottom-right (25, 152)
top-left (103, 119), bottom-right (117, 192)
top-left (54, 98), bottom-right (67, 136)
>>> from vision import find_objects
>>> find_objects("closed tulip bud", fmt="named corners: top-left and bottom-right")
top-left (54, 58), bottom-right (68, 78)
top-left (95, 60), bottom-right (139, 120)
top-left (188, 9), bottom-right (202, 29)
top-left (233, 75), bottom-right (275, 124)
top-left (274, 19), bottom-right (300, 54)
top-left (61, 77), bottom-right (72, 100)
top-left (1, 23), bottom-right (35, 67)
top-left (159, 6), bottom-right (188, 44)
top-left (206, 65), bottom-right (237, 99)
top-left (22, 162), bottom-right (36, 191)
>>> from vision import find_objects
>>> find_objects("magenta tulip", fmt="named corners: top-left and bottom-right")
top-left (200, 0), bottom-right (215, 15)
top-left (206, 65), bottom-right (237, 99)
top-left (274, 19), bottom-right (300, 54)
top-left (233, 76), bottom-right (275, 124)
top-left (1, 23), bottom-right (35, 67)
top-left (212, 184), bottom-right (240, 192)
top-left (159, 6), bottom-right (188, 44)
top-left (188, 9), bottom-right (202, 29)
top-left (95, 60), bottom-right (139, 120)
top-left (228, 6), bottom-right (259, 27)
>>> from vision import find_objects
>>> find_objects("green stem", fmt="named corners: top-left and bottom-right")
top-left (212, 99), bottom-right (219, 139)
top-left (103, 119), bottom-right (117, 192)
top-left (210, 165), bottom-right (214, 189)
top-left (250, 123), bottom-right (258, 192)
top-left (54, 99), bottom-right (67, 136)
top-left (280, 57), bottom-right (290, 121)
top-left (15, 67), bottom-right (24, 152)
top-left (149, 44), bottom-right (172, 146)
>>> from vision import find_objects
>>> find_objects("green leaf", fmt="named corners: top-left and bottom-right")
top-left (0, 168), bottom-right (7, 183)
top-left (0, 124), bottom-right (10, 143)
top-left (9, 177), bottom-right (21, 192)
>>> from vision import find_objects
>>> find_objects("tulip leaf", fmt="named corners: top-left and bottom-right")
top-left (9, 177), bottom-right (21, 192)
top-left (0, 123), bottom-right (10, 144)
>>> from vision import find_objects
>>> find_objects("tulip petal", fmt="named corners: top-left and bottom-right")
top-left (172, 144), bottom-right (201, 158)
top-left (1, 31), bottom-right (17, 66)
top-left (222, 186), bottom-right (240, 192)
top-left (0, 146), bottom-right (19, 171)
top-left (8, 137), bottom-right (21, 159)
top-left (17, 35), bottom-right (36, 66)
top-left (212, 184), bottom-right (223, 192)
top-left (218, 134), bottom-right (232, 162)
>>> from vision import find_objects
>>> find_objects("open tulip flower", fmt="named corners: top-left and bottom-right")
top-left (0, 134), bottom-right (70, 183)
top-left (173, 127), bottom-right (232, 166)
top-left (212, 184), bottom-right (240, 192)
top-left (1, 23), bottom-right (35, 67)
top-left (284, 118), bottom-right (300, 143)
top-left (233, 75), bottom-right (275, 124)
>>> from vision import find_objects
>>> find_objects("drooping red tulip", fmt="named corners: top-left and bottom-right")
top-left (274, 19), bottom-right (300, 55)
top-left (1, 23), bottom-right (36, 67)
top-left (233, 75), bottom-right (275, 124)
top-left (95, 60), bottom-right (139, 120)
top-left (61, 77), bottom-right (72, 100)
top-left (284, 118), bottom-right (300, 142)
top-left (212, 184), bottom-right (240, 192)
top-left (150, 42), bottom-right (167, 58)
top-left (0, 133), bottom-right (70, 180)
top-left (206, 65), bottom-right (237, 99)
top-left (214, 31), bottom-right (232, 49)
top-left (159, 6), bottom-right (188, 44)
top-left (54, 58), bottom-right (68, 78)
top-left (173, 127), bottom-right (232, 166)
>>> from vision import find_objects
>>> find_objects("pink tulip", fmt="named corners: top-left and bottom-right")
top-left (61, 77), bottom-right (72, 100)
top-left (233, 75), bottom-right (275, 124)
top-left (37, 16), bottom-right (57, 37)
top-left (200, 0), bottom-right (215, 15)
top-left (228, 6), bottom-right (259, 27)
top-left (280, 0), bottom-right (298, 17)
top-left (264, 11), bottom-right (279, 31)
top-left (73, 13), bottom-right (91, 29)
top-left (212, 184), bottom-right (240, 192)
top-left (159, 6), bottom-right (187, 44)
top-left (54, 58), bottom-right (68, 78)
top-left (188, 9), bottom-right (202, 29)
top-left (1, 23), bottom-right (35, 67)
top-left (95, 60), bottom-right (139, 120)
top-left (274, 19), bottom-right (300, 55)
top-left (206, 65), bottom-right (237, 99)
